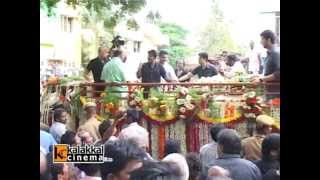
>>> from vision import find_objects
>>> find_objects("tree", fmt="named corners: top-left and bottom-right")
top-left (40, 0), bottom-right (146, 31)
top-left (198, 0), bottom-right (241, 55)
top-left (41, 0), bottom-right (147, 67)
top-left (159, 23), bottom-right (193, 68)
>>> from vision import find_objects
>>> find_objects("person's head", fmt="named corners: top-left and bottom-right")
top-left (164, 139), bottom-right (181, 157)
top-left (77, 163), bottom-right (101, 177)
top-left (225, 54), bottom-right (238, 67)
top-left (256, 115), bottom-right (275, 135)
top-left (100, 140), bottom-right (146, 180)
top-left (99, 47), bottom-right (110, 60)
top-left (118, 123), bottom-right (149, 152)
top-left (210, 124), bottom-right (226, 142)
top-left (130, 160), bottom-right (182, 180)
top-left (54, 108), bottom-right (68, 124)
top-left (162, 153), bottom-right (189, 180)
top-left (260, 30), bottom-right (277, 49)
top-left (99, 120), bottom-right (117, 139)
top-left (217, 129), bottom-right (242, 156)
top-left (84, 102), bottom-right (97, 117)
top-left (148, 50), bottom-right (157, 63)
top-left (185, 153), bottom-right (202, 180)
top-left (159, 50), bottom-right (169, 64)
top-left (113, 49), bottom-right (127, 62)
top-left (261, 133), bottom-right (280, 161)
top-left (78, 130), bottom-right (94, 144)
top-left (60, 130), bottom-right (80, 146)
top-left (249, 40), bottom-right (255, 50)
top-left (47, 152), bottom-right (70, 180)
top-left (198, 52), bottom-right (209, 66)
top-left (176, 59), bottom-right (186, 70)
top-left (208, 166), bottom-right (231, 179)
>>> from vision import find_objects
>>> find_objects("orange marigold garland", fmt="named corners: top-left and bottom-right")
top-left (158, 125), bottom-right (166, 159)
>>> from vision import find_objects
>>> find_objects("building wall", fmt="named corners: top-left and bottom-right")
top-left (40, 2), bottom-right (82, 75)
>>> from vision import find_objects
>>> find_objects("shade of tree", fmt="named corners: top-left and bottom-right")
top-left (159, 23), bottom-right (193, 68)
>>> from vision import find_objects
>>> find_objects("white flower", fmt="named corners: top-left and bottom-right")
top-left (247, 91), bottom-right (256, 98)
top-left (177, 99), bottom-right (186, 105)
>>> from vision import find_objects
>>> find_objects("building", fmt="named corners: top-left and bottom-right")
top-left (114, 14), bottom-right (170, 81)
top-left (259, 0), bottom-right (280, 44)
top-left (40, 1), bottom-right (82, 80)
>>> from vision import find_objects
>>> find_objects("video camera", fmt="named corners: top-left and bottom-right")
top-left (111, 35), bottom-right (125, 49)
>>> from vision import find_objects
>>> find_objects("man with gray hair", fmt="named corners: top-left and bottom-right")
top-left (118, 122), bottom-right (152, 160)
top-left (162, 153), bottom-right (189, 180)
top-left (208, 129), bottom-right (262, 180)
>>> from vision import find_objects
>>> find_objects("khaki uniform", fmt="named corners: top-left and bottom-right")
top-left (242, 135), bottom-right (265, 161)
top-left (78, 117), bottom-right (101, 141)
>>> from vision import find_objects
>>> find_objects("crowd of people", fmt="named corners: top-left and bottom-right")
top-left (40, 101), bottom-right (280, 180)
top-left (84, 30), bottom-right (279, 93)
top-left (40, 29), bottom-right (280, 180)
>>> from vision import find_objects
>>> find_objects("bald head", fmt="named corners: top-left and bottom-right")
top-left (98, 47), bottom-right (110, 60)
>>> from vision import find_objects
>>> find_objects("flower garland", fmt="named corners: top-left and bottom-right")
top-left (158, 125), bottom-right (166, 159)
top-left (150, 124), bottom-right (159, 159)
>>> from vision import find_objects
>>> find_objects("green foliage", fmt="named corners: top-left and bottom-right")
top-left (159, 23), bottom-right (193, 68)
top-left (40, 0), bottom-right (60, 16)
top-left (41, 0), bottom-right (146, 30)
top-left (198, 0), bottom-right (241, 55)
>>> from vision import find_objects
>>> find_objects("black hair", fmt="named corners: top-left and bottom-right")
top-left (130, 160), bottom-right (181, 180)
top-left (164, 139), bottom-right (181, 157)
top-left (210, 124), bottom-right (225, 142)
top-left (98, 120), bottom-right (113, 138)
top-left (226, 54), bottom-right (238, 62)
top-left (159, 50), bottom-right (169, 57)
top-left (217, 129), bottom-right (242, 155)
top-left (198, 52), bottom-right (209, 60)
top-left (60, 130), bottom-right (77, 145)
top-left (261, 133), bottom-right (280, 161)
top-left (53, 108), bottom-right (66, 122)
top-left (100, 139), bottom-right (146, 179)
top-left (112, 49), bottom-right (123, 57)
top-left (46, 152), bottom-right (64, 180)
top-left (148, 50), bottom-right (158, 58)
top-left (186, 152), bottom-right (202, 180)
top-left (260, 30), bottom-right (277, 44)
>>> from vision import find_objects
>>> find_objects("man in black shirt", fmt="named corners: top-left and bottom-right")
top-left (179, 52), bottom-right (218, 81)
top-left (137, 50), bottom-right (171, 98)
top-left (252, 30), bottom-right (280, 100)
top-left (84, 47), bottom-right (110, 96)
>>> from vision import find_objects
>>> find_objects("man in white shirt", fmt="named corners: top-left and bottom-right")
top-left (222, 54), bottom-right (246, 78)
top-left (159, 50), bottom-right (178, 82)
top-left (245, 41), bottom-right (262, 75)
top-left (49, 108), bottom-right (68, 143)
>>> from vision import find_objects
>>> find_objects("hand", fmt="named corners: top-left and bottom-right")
top-left (251, 78), bottom-right (261, 85)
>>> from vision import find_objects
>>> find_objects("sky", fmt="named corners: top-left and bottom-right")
top-left (145, 0), bottom-right (280, 48)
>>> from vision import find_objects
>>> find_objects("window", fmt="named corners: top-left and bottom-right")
top-left (133, 41), bottom-right (141, 53)
top-left (61, 15), bottom-right (74, 33)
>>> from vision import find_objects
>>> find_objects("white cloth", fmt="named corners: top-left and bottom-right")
top-left (49, 121), bottom-right (67, 143)
top-left (80, 176), bottom-right (102, 180)
top-left (246, 49), bottom-right (260, 74)
top-left (224, 61), bottom-right (246, 78)
top-left (161, 62), bottom-right (178, 81)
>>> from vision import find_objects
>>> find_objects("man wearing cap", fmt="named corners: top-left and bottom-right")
top-left (78, 102), bottom-right (101, 142)
top-left (242, 115), bottom-right (275, 161)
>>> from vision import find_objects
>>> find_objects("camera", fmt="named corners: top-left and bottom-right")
top-left (111, 35), bottom-right (125, 49)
